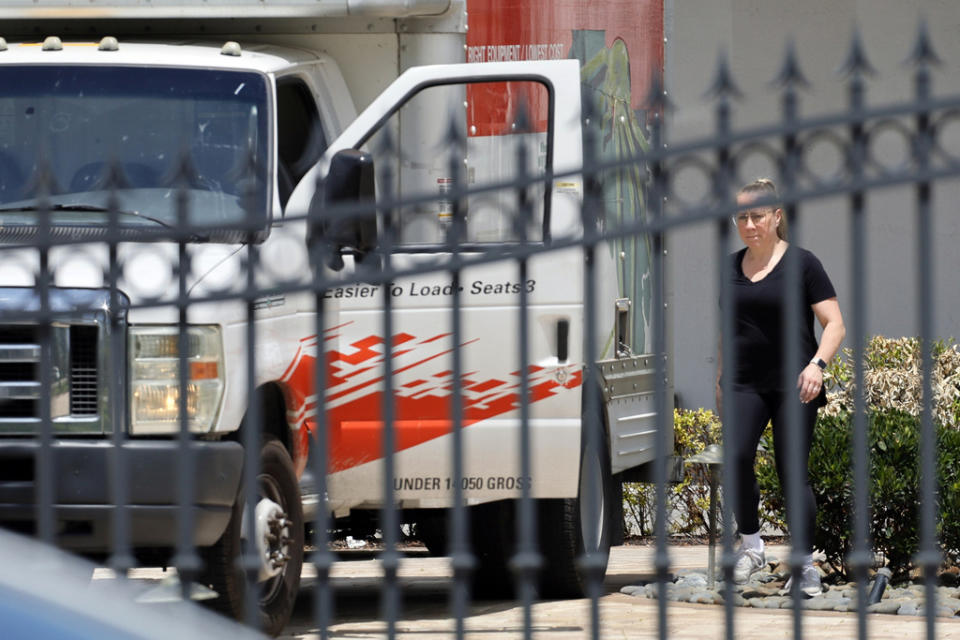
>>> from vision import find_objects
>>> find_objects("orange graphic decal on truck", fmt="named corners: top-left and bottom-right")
top-left (283, 324), bottom-right (581, 474)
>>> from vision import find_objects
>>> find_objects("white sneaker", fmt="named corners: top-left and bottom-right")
top-left (781, 565), bottom-right (823, 597)
top-left (733, 547), bottom-right (765, 584)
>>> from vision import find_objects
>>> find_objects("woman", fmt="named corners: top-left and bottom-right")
top-left (717, 178), bottom-right (845, 597)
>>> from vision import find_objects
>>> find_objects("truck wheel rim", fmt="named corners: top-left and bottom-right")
top-left (257, 474), bottom-right (292, 603)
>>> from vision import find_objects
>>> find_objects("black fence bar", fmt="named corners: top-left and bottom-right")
top-left (106, 162), bottom-right (133, 575)
top-left (377, 133), bottom-right (401, 640)
top-left (843, 28), bottom-right (872, 640)
top-left (777, 42), bottom-right (809, 639)
top-left (911, 25), bottom-right (939, 638)
top-left (647, 83), bottom-right (671, 640)
top-left (512, 134), bottom-right (538, 640)
top-left (310, 291), bottom-right (335, 640)
top-left (309, 169), bottom-right (335, 640)
top-left (175, 157), bottom-right (199, 595)
top-left (445, 123), bottom-right (471, 640)
top-left (580, 94), bottom-right (603, 640)
top-left (242, 223), bottom-right (263, 631)
top-left (710, 50), bottom-right (740, 640)
top-left (34, 164), bottom-right (54, 548)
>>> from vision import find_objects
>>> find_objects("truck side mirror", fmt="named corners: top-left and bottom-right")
top-left (309, 149), bottom-right (377, 271)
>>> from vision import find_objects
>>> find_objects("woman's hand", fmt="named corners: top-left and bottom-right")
top-left (797, 363), bottom-right (823, 404)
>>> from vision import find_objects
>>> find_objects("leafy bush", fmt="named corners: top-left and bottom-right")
top-left (626, 335), bottom-right (960, 573)
top-left (622, 408), bottom-right (721, 537)
top-left (755, 336), bottom-right (960, 580)
top-left (758, 410), bottom-right (960, 580)
top-left (754, 424), bottom-right (787, 534)
top-left (823, 336), bottom-right (960, 428)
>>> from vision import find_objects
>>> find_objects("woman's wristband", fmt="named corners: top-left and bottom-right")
top-left (809, 357), bottom-right (827, 370)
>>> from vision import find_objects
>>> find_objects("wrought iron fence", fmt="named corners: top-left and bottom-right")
top-left (0, 20), bottom-right (958, 640)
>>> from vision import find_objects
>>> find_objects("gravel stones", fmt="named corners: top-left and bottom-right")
top-left (730, 593), bottom-right (748, 607)
top-left (802, 597), bottom-right (845, 611)
top-left (751, 596), bottom-right (787, 609)
top-left (941, 597), bottom-right (960, 614)
top-left (867, 600), bottom-right (901, 614)
top-left (674, 571), bottom-right (709, 589)
top-left (691, 591), bottom-right (721, 604)
top-left (741, 586), bottom-right (779, 599)
top-left (619, 560), bottom-right (960, 619)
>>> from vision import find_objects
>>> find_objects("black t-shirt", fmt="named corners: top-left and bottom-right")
top-left (723, 245), bottom-right (836, 392)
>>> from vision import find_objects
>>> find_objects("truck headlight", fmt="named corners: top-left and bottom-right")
top-left (129, 325), bottom-right (224, 433)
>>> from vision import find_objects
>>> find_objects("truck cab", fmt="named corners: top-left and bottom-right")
top-left (0, 37), bottom-right (363, 634)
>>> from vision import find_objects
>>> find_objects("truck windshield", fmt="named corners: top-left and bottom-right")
top-left (0, 65), bottom-right (269, 242)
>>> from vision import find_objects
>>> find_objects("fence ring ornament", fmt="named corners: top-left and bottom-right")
top-left (796, 129), bottom-right (849, 189)
top-left (53, 247), bottom-right (106, 289)
top-left (665, 154), bottom-right (715, 209)
top-left (452, 192), bottom-right (512, 241)
top-left (929, 108), bottom-right (960, 165)
top-left (120, 244), bottom-right (175, 304)
top-left (0, 253), bottom-right (35, 289)
top-left (731, 140), bottom-right (782, 193)
top-left (189, 243), bottom-right (244, 298)
top-left (257, 225), bottom-right (311, 289)
top-left (864, 118), bottom-right (914, 176)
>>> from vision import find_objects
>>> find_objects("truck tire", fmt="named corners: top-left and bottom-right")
top-left (200, 439), bottom-right (304, 636)
top-left (537, 430), bottom-right (613, 598)
top-left (467, 433), bottom-right (612, 600)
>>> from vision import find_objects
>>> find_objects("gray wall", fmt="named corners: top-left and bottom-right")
top-left (666, 0), bottom-right (960, 411)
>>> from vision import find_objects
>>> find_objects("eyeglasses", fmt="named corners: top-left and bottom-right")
top-left (732, 210), bottom-right (771, 226)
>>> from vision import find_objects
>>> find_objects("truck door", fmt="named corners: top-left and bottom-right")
top-left (296, 59), bottom-right (583, 237)
top-left (286, 60), bottom-right (585, 513)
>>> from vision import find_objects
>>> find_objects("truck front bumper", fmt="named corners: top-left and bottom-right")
top-left (0, 440), bottom-right (243, 552)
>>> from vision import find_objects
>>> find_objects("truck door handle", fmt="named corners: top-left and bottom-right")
top-left (557, 319), bottom-right (569, 362)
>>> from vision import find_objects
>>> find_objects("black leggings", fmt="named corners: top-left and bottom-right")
top-left (728, 388), bottom-right (820, 554)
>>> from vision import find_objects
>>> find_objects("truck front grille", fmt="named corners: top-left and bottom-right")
top-left (0, 324), bottom-right (100, 420)
top-left (0, 326), bottom-right (41, 419)
top-left (0, 362), bottom-right (37, 382)
top-left (70, 326), bottom-right (98, 415)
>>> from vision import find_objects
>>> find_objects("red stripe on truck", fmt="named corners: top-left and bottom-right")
top-left (282, 331), bottom-right (582, 474)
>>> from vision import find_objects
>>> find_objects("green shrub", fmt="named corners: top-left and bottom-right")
top-left (754, 423), bottom-right (787, 534)
top-left (622, 408), bottom-right (721, 537)
top-left (753, 336), bottom-right (960, 579)
top-left (758, 409), bottom-right (960, 581)
top-left (823, 336), bottom-right (960, 428)
top-left (627, 335), bottom-right (960, 569)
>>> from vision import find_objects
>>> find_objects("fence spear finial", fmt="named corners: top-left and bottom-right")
top-left (703, 48), bottom-right (741, 102)
top-left (772, 39), bottom-right (810, 91)
top-left (905, 17), bottom-right (942, 68)
top-left (645, 68), bottom-right (675, 113)
top-left (838, 27), bottom-right (876, 79)
top-left (444, 107), bottom-right (464, 148)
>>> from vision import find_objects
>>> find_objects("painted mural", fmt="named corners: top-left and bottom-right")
top-left (466, 0), bottom-right (664, 353)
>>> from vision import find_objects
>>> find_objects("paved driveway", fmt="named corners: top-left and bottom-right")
top-left (279, 545), bottom-right (960, 639)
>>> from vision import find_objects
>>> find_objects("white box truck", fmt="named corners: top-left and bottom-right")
top-left (0, 0), bottom-right (670, 633)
